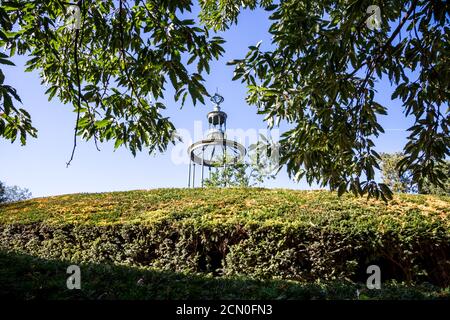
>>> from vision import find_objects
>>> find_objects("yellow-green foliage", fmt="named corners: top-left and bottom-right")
top-left (1, 188), bottom-right (448, 226)
top-left (0, 189), bottom-right (449, 286)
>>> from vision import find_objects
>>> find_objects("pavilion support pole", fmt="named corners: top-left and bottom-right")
top-left (188, 159), bottom-right (192, 188)
top-left (192, 164), bottom-right (196, 188)
top-left (201, 147), bottom-right (206, 187)
top-left (223, 143), bottom-right (227, 187)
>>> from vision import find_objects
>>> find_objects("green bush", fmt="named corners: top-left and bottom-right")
top-left (0, 189), bottom-right (449, 287)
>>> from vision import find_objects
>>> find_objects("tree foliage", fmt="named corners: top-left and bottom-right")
top-left (0, 0), bottom-right (224, 162)
top-left (204, 160), bottom-right (275, 187)
top-left (0, 181), bottom-right (6, 203)
top-left (220, 0), bottom-right (449, 200)
top-left (419, 159), bottom-right (450, 196)
top-left (380, 152), bottom-right (416, 193)
top-left (204, 137), bottom-right (278, 187)
top-left (0, 181), bottom-right (32, 203)
top-left (380, 152), bottom-right (449, 195)
top-left (0, 0), bottom-right (449, 199)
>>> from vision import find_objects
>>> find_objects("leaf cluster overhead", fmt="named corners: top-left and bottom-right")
top-left (214, 0), bottom-right (449, 200)
top-left (0, 0), bottom-right (449, 199)
top-left (0, 0), bottom-right (224, 156)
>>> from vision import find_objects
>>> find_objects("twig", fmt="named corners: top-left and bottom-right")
top-left (66, 0), bottom-right (83, 167)
top-left (358, 0), bottom-right (419, 97)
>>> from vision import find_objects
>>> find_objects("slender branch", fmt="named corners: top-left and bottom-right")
top-left (66, 30), bottom-right (81, 167)
top-left (66, 0), bottom-right (83, 167)
top-left (348, 0), bottom-right (420, 164)
top-left (78, 1), bottom-right (101, 151)
top-left (358, 0), bottom-right (419, 96)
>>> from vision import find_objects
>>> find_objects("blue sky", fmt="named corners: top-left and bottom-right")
top-left (0, 6), bottom-right (412, 198)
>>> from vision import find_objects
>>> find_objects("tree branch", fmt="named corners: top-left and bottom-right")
top-left (66, 0), bottom-right (83, 167)
top-left (358, 0), bottom-right (419, 96)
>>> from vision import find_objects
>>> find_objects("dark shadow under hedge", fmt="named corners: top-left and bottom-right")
top-left (1, 250), bottom-right (449, 300)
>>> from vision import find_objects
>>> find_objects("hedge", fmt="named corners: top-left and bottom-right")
top-left (1, 250), bottom-right (449, 300)
top-left (1, 189), bottom-right (449, 287)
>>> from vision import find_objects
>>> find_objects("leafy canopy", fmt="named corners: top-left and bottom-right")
top-left (204, 161), bottom-right (268, 188)
top-left (0, 0), bottom-right (449, 199)
top-left (0, 0), bottom-right (224, 160)
top-left (380, 152), bottom-right (416, 193)
top-left (213, 0), bottom-right (449, 200)
top-left (419, 159), bottom-right (450, 196)
top-left (0, 181), bottom-right (32, 203)
top-left (204, 139), bottom-right (277, 188)
top-left (380, 152), bottom-right (450, 195)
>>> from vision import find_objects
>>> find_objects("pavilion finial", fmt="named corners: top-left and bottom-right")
top-left (211, 93), bottom-right (224, 106)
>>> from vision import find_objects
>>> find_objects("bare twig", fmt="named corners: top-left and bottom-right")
top-left (66, 0), bottom-right (83, 167)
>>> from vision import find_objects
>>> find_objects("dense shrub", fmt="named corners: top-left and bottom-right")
top-left (0, 189), bottom-right (449, 287)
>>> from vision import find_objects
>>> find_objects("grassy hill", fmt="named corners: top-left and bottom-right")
top-left (0, 188), bottom-right (449, 299)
